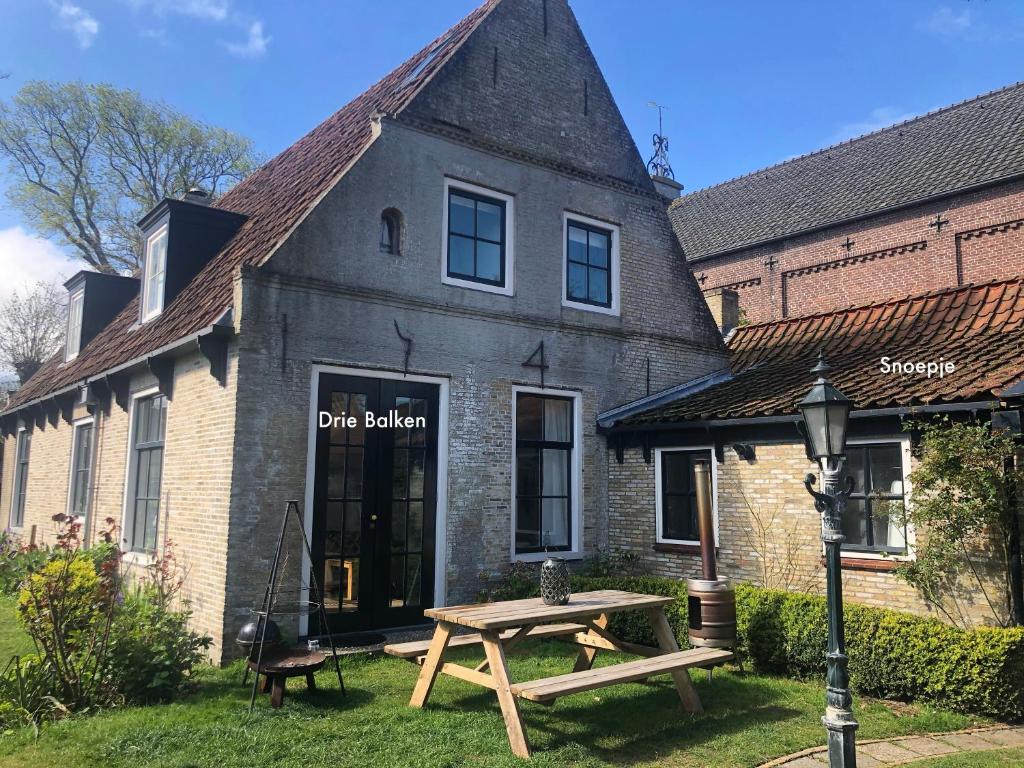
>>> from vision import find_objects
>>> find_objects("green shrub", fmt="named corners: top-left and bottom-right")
top-left (551, 574), bottom-right (1024, 721)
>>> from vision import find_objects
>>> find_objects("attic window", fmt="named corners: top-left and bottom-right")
top-left (65, 288), bottom-right (84, 361)
top-left (141, 224), bottom-right (168, 323)
top-left (380, 208), bottom-right (402, 255)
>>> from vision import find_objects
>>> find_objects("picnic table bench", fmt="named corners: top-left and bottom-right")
top-left (384, 589), bottom-right (732, 759)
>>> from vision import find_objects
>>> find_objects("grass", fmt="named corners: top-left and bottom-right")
top-left (904, 748), bottom-right (1024, 766)
top-left (0, 596), bottom-right (995, 768)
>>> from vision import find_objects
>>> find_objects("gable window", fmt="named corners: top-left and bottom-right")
top-left (380, 208), bottom-right (402, 255)
top-left (125, 393), bottom-right (167, 552)
top-left (562, 213), bottom-right (620, 315)
top-left (513, 390), bottom-right (581, 556)
top-left (141, 225), bottom-right (168, 322)
top-left (65, 289), bottom-right (84, 361)
top-left (656, 447), bottom-right (716, 545)
top-left (68, 419), bottom-right (94, 522)
top-left (10, 429), bottom-right (31, 529)
top-left (442, 178), bottom-right (514, 295)
top-left (840, 441), bottom-right (908, 555)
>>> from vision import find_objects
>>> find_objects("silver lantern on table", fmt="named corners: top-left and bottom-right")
top-left (540, 556), bottom-right (570, 605)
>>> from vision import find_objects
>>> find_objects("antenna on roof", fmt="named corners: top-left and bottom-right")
top-left (646, 101), bottom-right (674, 180)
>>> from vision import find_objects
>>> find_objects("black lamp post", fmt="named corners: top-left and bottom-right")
top-left (798, 352), bottom-right (858, 768)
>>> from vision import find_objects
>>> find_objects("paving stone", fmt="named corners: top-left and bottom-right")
top-left (854, 753), bottom-right (883, 768)
top-left (895, 736), bottom-right (959, 757)
top-left (860, 741), bottom-right (923, 763)
top-left (938, 732), bottom-right (1001, 751)
top-left (977, 728), bottom-right (1024, 747)
top-left (782, 756), bottom-right (826, 768)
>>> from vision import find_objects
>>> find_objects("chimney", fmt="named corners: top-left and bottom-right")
top-left (651, 174), bottom-right (683, 201)
top-left (704, 287), bottom-right (740, 336)
top-left (184, 187), bottom-right (211, 205)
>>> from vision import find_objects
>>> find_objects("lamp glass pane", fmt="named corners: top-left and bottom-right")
top-left (801, 403), bottom-right (829, 458)
top-left (827, 403), bottom-right (850, 456)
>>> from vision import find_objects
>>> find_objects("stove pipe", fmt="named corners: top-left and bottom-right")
top-left (687, 458), bottom-right (737, 650)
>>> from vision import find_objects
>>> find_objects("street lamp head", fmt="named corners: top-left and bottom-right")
top-left (797, 351), bottom-right (853, 461)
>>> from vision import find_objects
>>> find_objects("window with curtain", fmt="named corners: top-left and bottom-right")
top-left (10, 429), bottom-right (31, 528)
top-left (66, 289), bottom-right (84, 360)
top-left (658, 449), bottom-right (713, 543)
top-left (840, 443), bottom-right (907, 554)
top-left (142, 226), bottom-right (168, 321)
top-left (446, 188), bottom-right (506, 286)
top-left (128, 395), bottom-right (167, 552)
top-left (514, 393), bottom-right (573, 553)
top-left (69, 422), bottom-right (94, 520)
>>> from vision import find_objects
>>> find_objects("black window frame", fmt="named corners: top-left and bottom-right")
top-left (565, 218), bottom-right (613, 309)
top-left (10, 429), bottom-right (31, 529)
top-left (445, 187), bottom-right (507, 288)
top-left (127, 394), bottom-right (167, 553)
top-left (514, 392), bottom-right (575, 555)
top-left (380, 209), bottom-right (400, 255)
top-left (68, 421), bottom-right (95, 521)
top-left (658, 448), bottom-right (713, 544)
top-left (840, 442), bottom-right (908, 555)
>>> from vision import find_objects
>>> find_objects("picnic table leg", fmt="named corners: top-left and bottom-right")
top-left (644, 607), bottom-right (703, 714)
top-left (573, 613), bottom-right (609, 672)
top-left (482, 630), bottom-right (532, 759)
top-left (410, 621), bottom-right (453, 708)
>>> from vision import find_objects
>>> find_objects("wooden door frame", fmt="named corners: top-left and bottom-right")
top-left (300, 364), bottom-right (450, 637)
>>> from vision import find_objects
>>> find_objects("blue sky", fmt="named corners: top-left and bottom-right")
top-left (1, 0), bottom-right (1023, 297)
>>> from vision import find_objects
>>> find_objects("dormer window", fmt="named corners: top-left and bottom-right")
top-left (65, 288), bottom-right (84, 361)
top-left (141, 224), bottom-right (168, 323)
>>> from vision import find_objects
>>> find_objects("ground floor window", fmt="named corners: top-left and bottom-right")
top-left (68, 420), bottom-right (94, 521)
top-left (514, 390), bottom-right (578, 554)
top-left (10, 428), bottom-right (31, 528)
top-left (840, 441), bottom-right (908, 555)
top-left (656, 448), bottom-right (716, 545)
top-left (126, 393), bottom-right (167, 552)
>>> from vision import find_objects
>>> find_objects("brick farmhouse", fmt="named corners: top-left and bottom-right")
top-left (0, 0), bottom-right (726, 662)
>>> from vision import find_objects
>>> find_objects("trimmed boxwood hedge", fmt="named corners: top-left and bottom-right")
top-left (552, 575), bottom-right (1024, 721)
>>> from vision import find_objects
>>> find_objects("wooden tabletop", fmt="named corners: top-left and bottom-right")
top-left (424, 589), bottom-right (674, 630)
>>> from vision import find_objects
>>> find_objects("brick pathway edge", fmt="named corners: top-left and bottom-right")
top-left (757, 725), bottom-right (1024, 768)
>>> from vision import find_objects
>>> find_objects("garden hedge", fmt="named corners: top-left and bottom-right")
top-left (555, 575), bottom-right (1024, 722)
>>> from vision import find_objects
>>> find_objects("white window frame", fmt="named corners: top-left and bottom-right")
top-left (441, 177), bottom-right (515, 297)
top-left (120, 386), bottom-right (167, 561)
top-left (65, 288), bottom-right (85, 361)
top-left (561, 212), bottom-right (621, 316)
top-left (510, 385), bottom-right (583, 562)
top-left (834, 437), bottom-right (915, 562)
top-left (140, 224), bottom-right (168, 323)
top-left (66, 416), bottom-right (95, 527)
top-left (9, 426), bottom-right (30, 530)
top-left (654, 445), bottom-right (718, 547)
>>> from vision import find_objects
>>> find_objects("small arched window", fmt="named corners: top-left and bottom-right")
top-left (380, 208), bottom-right (402, 255)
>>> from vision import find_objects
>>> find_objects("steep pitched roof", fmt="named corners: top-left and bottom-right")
top-left (610, 276), bottom-right (1024, 426)
top-left (671, 81), bottom-right (1024, 262)
top-left (5, 0), bottom-right (500, 413)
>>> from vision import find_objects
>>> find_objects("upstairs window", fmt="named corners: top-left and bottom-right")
top-left (380, 208), bottom-right (402, 255)
top-left (840, 442), bottom-right (908, 555)
top-left (443, 179), bottom-right (514, 295)
top-left (65, 289), bottom-right (84, 361)
top-left (10, 429), bottom-right (31, 529)
top-left (563, 214), bottom-right (619, 315)
top-left (141, 225), bottom-right (168, 322)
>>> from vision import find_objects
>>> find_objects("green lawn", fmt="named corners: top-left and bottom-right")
top-left (0, 596), bottom-right (995, 768)
top-left (904, 748), bottom-right (1024, 766)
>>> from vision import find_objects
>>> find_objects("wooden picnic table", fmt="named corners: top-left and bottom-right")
top-left (384, 589), bottom-right (733, 759)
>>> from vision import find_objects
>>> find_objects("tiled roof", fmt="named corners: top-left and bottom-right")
top-left (613, 277), bottom-right (1024, 426)
top-left (4, 0), bottom-right (500, 413)
top-left (670, 81), bottom-right (1024, 261)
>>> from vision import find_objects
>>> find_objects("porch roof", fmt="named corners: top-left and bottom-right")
top-left (601, 276), bottom-right (1024, 429)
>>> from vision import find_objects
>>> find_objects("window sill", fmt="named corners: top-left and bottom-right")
top-left (561, 299), bottom-right (620, 317)
top-left (442, 275), bottom-right (513, 297)
top-left (653, 542), bottom-right (702, 555)
top-left (822, 555), bottom-right (904, 572)
top-left (512, 551), bottom-right (583, 564)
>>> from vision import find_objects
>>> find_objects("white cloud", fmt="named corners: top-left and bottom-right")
top-left (829, 106), bottom-right (920, 144)
top-left (0, 226), bottom-right (77, 306)
top-left (125, 0), bottom-right (229, 21)
top-left (224, 20), bottom-right (269, 58)
top-left (920, 6), bottom-right (972, 37)
top-left (51, 1), bottom-right (99, 49)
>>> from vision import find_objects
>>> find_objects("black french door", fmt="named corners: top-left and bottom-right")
top-left (311, 374), bottom-right (439, 633)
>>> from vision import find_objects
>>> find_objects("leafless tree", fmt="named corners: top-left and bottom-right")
top-left (0, 281), bottom-right (66, 383)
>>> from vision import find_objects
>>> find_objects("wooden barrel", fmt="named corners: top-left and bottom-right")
top-left (686, 577), bottom-right (736, 649)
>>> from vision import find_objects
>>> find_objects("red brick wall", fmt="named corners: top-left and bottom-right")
top-left (690, 178), bottom-right (1024, 324)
